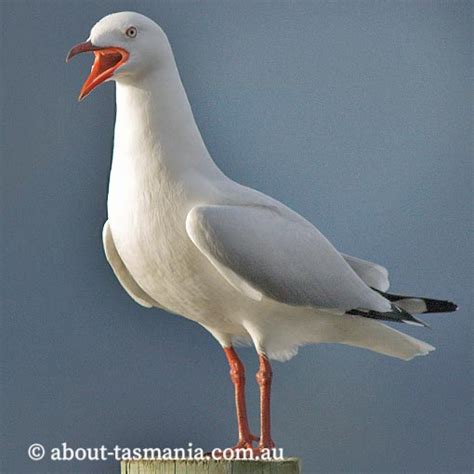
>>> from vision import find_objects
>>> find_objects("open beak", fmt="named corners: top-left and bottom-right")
top-left (66, 40), bottom-right (129, 101)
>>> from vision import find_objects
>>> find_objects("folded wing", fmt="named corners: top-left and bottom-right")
top-left (186, 205), bottom-right (391, 312)
top-left (341, 253), bottom-right (390, 292)
top-left (103, 221), bottom-right (165, 309)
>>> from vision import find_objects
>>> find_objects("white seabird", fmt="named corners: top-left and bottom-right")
top-left (67, 12), bottom-right (457, 452)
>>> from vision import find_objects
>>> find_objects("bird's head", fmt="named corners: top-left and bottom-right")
top-left (66, 12), bottom-right (171, 101)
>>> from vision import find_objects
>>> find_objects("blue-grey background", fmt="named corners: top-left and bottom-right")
top-left (1, 1), bottom-right (472, 473)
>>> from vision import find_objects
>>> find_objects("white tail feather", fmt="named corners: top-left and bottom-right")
top-left (263, 311), bottom-right (435, 362)
top-left (318, 315), bottom-right (435, 361)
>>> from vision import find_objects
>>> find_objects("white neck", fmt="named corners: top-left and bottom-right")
top-left (113, 59), bottom-right (223, 179)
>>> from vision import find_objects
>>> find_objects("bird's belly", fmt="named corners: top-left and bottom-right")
top-left (107, 195), bottom-right (238, 325)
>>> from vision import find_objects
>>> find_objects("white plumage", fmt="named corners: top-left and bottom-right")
top-left (71, 12), bottom-right (444, 365)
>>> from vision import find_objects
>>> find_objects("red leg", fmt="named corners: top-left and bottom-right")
top-left (256, 353), bottom-right (276, 449)
top-left (224, 347), bottom-right (258, 448)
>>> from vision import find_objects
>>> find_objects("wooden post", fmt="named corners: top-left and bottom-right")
top-left (121, 458), bottom-right (301, 473)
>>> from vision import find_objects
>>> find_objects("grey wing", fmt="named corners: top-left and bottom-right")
top-left (102, 221), bottom-right (164, 309)
top-left (341, 253), bottom-right (390, 292)
top-left (186, 205), bottom-right (390, 312)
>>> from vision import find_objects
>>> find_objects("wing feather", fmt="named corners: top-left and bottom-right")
top-left (102, 221), bottom-right (164, 309)
top-left (186, 205), bottom-right (390, 312)
top-left (341, 253), bottom-right (390, 292)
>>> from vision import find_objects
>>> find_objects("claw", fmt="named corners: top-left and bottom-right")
top-left (258, 438), bottom-right (276, 450)
top-left (232, 433), bottom-right (259, 449)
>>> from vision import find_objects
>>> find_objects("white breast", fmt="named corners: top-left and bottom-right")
top-left (107, 146), bottom-right (242, 325)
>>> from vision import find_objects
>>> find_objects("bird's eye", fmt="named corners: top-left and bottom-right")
top-left (126, 26), bottom-right (137, 38)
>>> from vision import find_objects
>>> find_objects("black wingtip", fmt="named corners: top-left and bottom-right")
top-left (424, 299), bottom-right (458, 313)
top-left (402, 317), bottom-right (431, 329)
top-left (371, 288), bottom-right (458, 314)
top-left (346, 304), bottom-right (430, 328)
top-left (392, 304), bottom-right (430, 328)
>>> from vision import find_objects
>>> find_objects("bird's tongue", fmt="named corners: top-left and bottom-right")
top-left (79, 48), bottom-right (127, 101)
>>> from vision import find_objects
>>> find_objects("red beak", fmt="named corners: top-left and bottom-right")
top-left (66, 40), bottom-right (129, 101)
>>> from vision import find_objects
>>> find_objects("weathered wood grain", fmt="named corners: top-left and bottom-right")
top-left (121, 458), bottom-right (300, 474)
